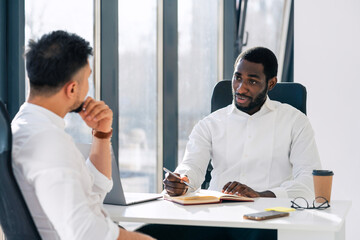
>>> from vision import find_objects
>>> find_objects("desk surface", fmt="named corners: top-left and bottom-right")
top-left (104, 197), bottom-right (351, 233)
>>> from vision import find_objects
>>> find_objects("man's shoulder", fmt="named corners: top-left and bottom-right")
top-left (12, 110), bottom-right (71, 158)
top-left (269, 100), bottom-right (310, 128)
top-left (205, 104), bottom-right (233, 120)
top-left (12, 117), bottom-right (81, 174)
top-left (12, 111), bottom-right (65, 141)
top-left (189, 105), bottom-right (232, 134)
top-left (270, 100), bottom-right (306, 117)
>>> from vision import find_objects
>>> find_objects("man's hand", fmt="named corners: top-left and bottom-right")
top-left (163, 173), bottom-right (189, 196)
top-left (78, 97), bottom-right (113, 178)
top-left (222, 181), bottom-right (260, 198)
top-left (79, 97), bottom-right (113, 133)
top-left (222, 181), bottom-right (276, 198)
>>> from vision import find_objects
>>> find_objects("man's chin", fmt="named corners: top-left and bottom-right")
top-left (70, 102), bottom-right (84, 113)
top-left (235, 103), bottom-right (255, 113)
top-left (235, 102), bottom-right (249, 110)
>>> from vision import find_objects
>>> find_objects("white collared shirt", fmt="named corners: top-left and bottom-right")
top-left (11, 103), bottom-right (119, 240)
top-left (176, 97), bottom-right (321, 199)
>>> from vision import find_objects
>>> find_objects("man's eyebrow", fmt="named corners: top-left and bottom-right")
top-left (234, 72), bottom-right (260, 79)
top-left (247, 73), bottom-right (261, 79)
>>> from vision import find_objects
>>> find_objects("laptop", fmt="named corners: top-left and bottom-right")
top-left (76, 143), bottom-right (162, 206)
top-left (104, 153), bottom-right (162, 205)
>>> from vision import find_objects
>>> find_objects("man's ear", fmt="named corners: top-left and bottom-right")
top-left (267, 77), bottom-right (277, 91)
top-left (64, 81), bottom-right (77, 99)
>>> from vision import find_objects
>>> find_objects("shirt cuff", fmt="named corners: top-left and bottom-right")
top-left (86, 158), bottom-right (113, 193)
top-left (175, 169), bottom-right (200, 192)
top-left (269, 187), bottom-right (288, 198)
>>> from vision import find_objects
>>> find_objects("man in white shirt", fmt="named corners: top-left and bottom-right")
top-left (164, 46), bottom-right (321, 199)
top-left (138, 47), bottom-right (321, 240)
top-left (12, 30), bottom-right (153, 240)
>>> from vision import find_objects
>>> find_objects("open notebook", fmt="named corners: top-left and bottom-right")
top-left (76, 143), bottom-right (162, 206)
top-left (164, 189), bottom-right (254, 205)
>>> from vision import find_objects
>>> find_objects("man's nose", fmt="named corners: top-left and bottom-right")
top-left (236, 82), bottom-right (247, 94)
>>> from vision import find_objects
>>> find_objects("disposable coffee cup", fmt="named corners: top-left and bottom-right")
top-left (312, 170), bottom-right (334, 203)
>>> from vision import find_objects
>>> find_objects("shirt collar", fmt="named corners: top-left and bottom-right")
top-left (228, 96), bottom-right (276, 117)
top-left (22, 102), bottom-right (66, 130)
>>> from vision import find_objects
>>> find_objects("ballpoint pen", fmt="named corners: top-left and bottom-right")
top-left (163, 167), bottom-right (196, 190)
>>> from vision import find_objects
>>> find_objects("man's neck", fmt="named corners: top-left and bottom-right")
top-left (27, 94), bottom-right (68, 118)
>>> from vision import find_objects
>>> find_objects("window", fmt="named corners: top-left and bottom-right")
top-left (118, 0), bottom-right (157, 193)
top-left (178, 0), bottom-right (219, 163)
top-left (241, 0), bottom-right (287, 60)
top-left (25, 0), bottom-right (95, 143)
top-left (117, 0), bottom-right (219, 192)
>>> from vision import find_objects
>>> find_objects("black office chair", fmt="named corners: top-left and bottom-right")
top-left (201, 80), bottom-right (307, 189)
top-left (0, 101), bottom-right (41, 240)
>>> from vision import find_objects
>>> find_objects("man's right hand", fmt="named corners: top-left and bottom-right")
top-left (163, 173), bottom-right (189, 196)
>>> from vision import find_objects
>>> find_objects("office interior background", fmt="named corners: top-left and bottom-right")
top-left (0, 0), bottom-right (359, 239)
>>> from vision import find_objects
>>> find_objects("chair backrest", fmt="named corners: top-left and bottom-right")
top-left (211, 80), bottom-right (307, 114)
top-left (0, 101), bottom-right (41, 240)
top-left (201, 80), bottom-right (307, 189)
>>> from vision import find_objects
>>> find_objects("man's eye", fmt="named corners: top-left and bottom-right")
top-left (249, 80), bottom-right (257, 85)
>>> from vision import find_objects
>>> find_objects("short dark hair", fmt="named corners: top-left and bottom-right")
top-left (234, 47), bottom-right (278, 82)
top-left (25, 30), bottom-right (93, 95)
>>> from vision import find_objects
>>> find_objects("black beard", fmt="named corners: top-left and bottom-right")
top-left (70, 102), bottom-right (84, 113)
top-left (234, 84), bottom-right (268, 114)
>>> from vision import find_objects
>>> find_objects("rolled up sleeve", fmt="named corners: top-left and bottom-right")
top-left (86, 158), bottom-right (113, 196)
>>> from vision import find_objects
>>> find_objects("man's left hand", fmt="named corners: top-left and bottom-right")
top-left (79, 97), bottom-right (113, 133)
top-left (222, 181), bottom-right (276, 198)
top-left (222, 181), bottom-right (260, 198)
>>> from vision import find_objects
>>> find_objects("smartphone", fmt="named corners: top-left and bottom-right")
top-left (243, 211), bottom-right (289, 221)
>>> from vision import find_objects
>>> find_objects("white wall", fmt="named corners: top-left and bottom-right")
top-left (295, 0), bottom-right (360, 239)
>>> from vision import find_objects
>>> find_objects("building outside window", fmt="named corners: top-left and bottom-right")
top-left (177, 0), bottom-right (219, 163)
top-left (118, 0), bottom-right (157, 193)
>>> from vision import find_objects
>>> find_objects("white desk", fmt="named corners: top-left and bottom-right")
top-left (104, 198), bottom-right (351, 240)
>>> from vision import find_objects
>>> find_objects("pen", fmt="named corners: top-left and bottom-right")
top-left (163, 167), bottom-right (196, 190)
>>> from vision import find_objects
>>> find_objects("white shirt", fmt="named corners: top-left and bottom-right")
top-left (176, 97), bottom-right (321, 199)
top-left (11, 103), bottom-right (119, 240)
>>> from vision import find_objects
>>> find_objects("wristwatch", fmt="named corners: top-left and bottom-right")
top-left (92, 128), bottom-right (113, 139)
